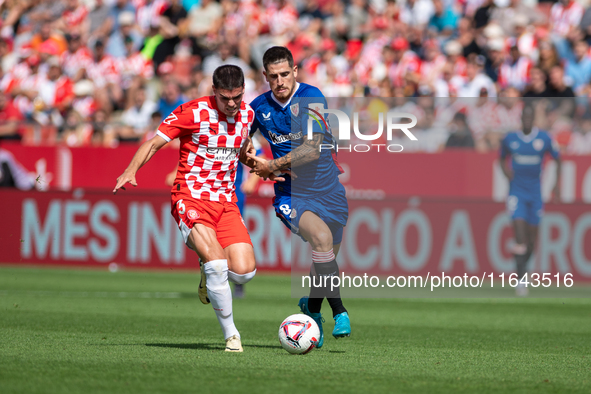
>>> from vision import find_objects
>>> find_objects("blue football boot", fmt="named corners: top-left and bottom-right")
top-left (332, 312), bottom-right (351, 338)
top-left (298, 296), bottom-right (324, 348)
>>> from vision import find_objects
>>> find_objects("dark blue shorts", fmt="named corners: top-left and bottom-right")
top-left (273, 187), bottom-right (348, 245)
top-left (507, 194), bottom-right (543, 225)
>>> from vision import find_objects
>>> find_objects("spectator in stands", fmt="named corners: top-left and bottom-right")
top-left (547, 65), bottom-right (576, 98)
top-left (86, 0), bottom-right (113, 42)
top-left (60, 33), bottom-right (92, 83)
top-left (109, 0), bottom-right (137, 34)
top-left (564, 40), bottom-right (591, 94)
top-left (457, 55), bottom-right (497, 97)
top-left (0, 92), bottom-right (23, 141)
top-left (202, 43), bottom-right (250, 77)
top-left (429, 0), bottom-right (459, 36)
top-left (119, 87), bottom-right (158, 142)
top-left (88, 39), bottom-right (123, 114)
top-left (154, 0), bottom-right (189, 71)
top-left (188, 0), bottom-right (223, 42)
top-left (538, 40), bottom-right (561, 76)
top-left (445, 112), bottom-right (475, 149)
top-left (157, 81), bottom-right (184, 120)
top-left (524, 67), bottom-right (549, 99)
top-left (107, 11), bottom-right (143, 59)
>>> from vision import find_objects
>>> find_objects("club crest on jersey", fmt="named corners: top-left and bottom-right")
top-left (510, 141), bottom-right (520, 150)
top-left (290, 103), bottom-right (299, 117)
top-left (533, 139), bottom-right (544, 151)
top-left (163, 112), bottom-right (178, 125)
top-left (187, 210), bottom-right (199, 220)
top-left (262, 112), bottom-right (271, 121)
top-left (241, 125), bottom-right (248, 138)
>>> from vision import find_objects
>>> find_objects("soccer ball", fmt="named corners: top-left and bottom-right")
top-left (278, 314), bottom-right (320, 355)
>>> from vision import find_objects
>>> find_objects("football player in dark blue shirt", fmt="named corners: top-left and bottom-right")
top-left (246, 47), bottom-right (350, 347)
top-left (500, 104), bottom-right (561, 296)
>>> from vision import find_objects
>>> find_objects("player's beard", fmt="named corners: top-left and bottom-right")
top-left (274, 82), bottom-right (294, 101)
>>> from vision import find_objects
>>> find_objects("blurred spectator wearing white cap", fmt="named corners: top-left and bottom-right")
top-left (109, 0), bottom-right (137, 33)
top-left (107, 11), bottom-right (143, 59)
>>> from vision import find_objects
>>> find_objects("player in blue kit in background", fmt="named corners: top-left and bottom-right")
top-left (245, 46), bottom-right (351, 348)
top-left (500, 104), bottom-right (561, 297)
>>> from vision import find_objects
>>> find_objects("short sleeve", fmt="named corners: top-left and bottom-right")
top-left (156, 104), bottom-right (191, 142)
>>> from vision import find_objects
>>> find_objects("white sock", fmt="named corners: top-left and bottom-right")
top-left (203, 259), bottom-right (239, 340)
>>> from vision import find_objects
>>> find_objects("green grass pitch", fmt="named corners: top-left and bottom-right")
top-left (1, 267), bottom-right (590, 394)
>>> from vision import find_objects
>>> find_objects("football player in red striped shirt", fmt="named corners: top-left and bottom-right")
top-left (113, 65), bottom-right (282, 352)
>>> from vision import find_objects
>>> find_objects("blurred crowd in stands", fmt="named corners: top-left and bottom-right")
top-left (0, 0), bottom-right (591, 154)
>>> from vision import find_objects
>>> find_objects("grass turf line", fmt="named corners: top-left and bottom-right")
top-left (0, 267), bottom-right (590, 394)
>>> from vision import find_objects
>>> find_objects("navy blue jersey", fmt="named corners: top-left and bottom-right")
top-left (500, 128), bottom-right (559, 199)
top-left (250, 83), bottom-right (342, 197)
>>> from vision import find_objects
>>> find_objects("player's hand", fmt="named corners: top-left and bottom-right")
top-left (113, 171), bottom-right (137, 194)
top-left (239, 138), bottom-right (256, 167)
top-left (247, 153), bottom-right (274, 180)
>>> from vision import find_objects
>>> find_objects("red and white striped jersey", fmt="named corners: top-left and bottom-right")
top-left (60, 47), bottom-right (93, 79)
top-left (550, 1), bottom-right (584, 36)
top-left (419, 54), bottom-right (447, 82)
top-left (268, 4), bottom-right (298, 36)
top-left (388, 51), bottom-right (421, 87)
top-left (86, 55), bottom-right (121, 88)
top-left (119, 53), bottom-right (153, 86)
top-left (498, 56), bottom-right (532, 91)
top-left (156, 96), bottom-right (254, 202)
top-left (63, 5), bottom-right (89, 27)
top-left (137, 0), bottom-right (169, 33)
top-left (1, 62), bottom-right (31, 93)
top-left (354, 35), bottom-right (391, 84)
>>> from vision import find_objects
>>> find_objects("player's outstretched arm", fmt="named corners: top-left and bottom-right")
top-left (113, 135), bottom-right (168, 194)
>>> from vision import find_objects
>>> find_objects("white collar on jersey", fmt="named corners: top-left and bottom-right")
top-left (270, 82), bottom-right (300, 108)
top-left (518, 127), bottom-right (539, 143)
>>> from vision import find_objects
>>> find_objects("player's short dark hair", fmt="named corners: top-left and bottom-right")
top-left (212, 65), bottom-right (244, 90)
top-left (262, 46), bottom-right (294, 71)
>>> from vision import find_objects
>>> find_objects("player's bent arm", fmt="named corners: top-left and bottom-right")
top-left (113, 135), bottom-right (169, 193)
top-left (268, 132), bottom-right (323, 172)
top-left (499, 155), bottom-right (513, 181)
top-left (553, 156), bottom-right (562, 201)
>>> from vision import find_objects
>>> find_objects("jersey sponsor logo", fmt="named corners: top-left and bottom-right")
top-left (514, 154), bottom-right (541, 165)
top-left (290, 103), bottom-right (299, 117)
top-left (262, 112), bottom-right (271, 121)
top-left (533, 139), bottom-right (544, 151)
top-left (270, 130), bottom-right (303, 144)
top-left (187, 209), bottom-right (199, 220)
top-left (206, 147), bottom-right (240, 161)
top-left (163, 112), bottom-right (178, 125)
